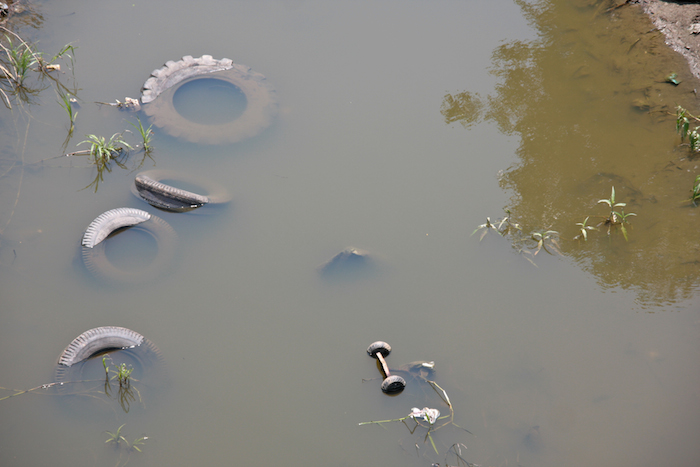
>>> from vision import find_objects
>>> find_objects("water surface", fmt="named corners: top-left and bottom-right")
top-left (1, 1), bottom-right (698, 467)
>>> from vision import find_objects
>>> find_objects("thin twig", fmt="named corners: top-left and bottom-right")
top-left (0, 379), bottom-right (102, 401)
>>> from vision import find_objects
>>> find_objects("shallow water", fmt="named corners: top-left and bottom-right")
top-left (173, 78), bottom-right (248, 124)
top-left (1, 1), bottom-right (699, 466)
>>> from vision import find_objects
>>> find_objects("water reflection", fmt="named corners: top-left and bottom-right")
top-left (442, 0), bottom-right (700, 307)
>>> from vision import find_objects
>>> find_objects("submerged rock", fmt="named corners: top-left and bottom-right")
top-left (523, 425), bottom-right (543, 453)
top-left (319, 247), bottom-right (375, 279)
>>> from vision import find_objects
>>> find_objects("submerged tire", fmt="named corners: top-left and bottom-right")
top-left (381, 375), bottom-right (406, 394)
top-left (140, 55), bottom-right (277, 144)
top-left (81, 208), bottom-right (177, 284)
top-left (131, 169), bottom-right (232, 212)
top-left (81, 207), bottom-right (151, 249)
top-left (57, 326), bottom-right (146, 367)
top-left (367, 341), bottom-right (392, 359)
top-left (53, 326), bottom-right (164, 406)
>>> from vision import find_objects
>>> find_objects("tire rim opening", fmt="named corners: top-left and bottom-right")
top-left (104, 227), bottom-right (158, 270)
top-left (172, 77), bottom-right (248, 124)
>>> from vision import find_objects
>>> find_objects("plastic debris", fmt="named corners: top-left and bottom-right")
top-left (408, 407), bottom-right (440, 425)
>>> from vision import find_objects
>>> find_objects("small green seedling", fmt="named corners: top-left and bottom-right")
top-left (79, 132), bottom-right (132, 167)
top-left (689, 175), bottom-right (700, 206)
top-left (103, 355), bottom-right (134, 386)
top-left (78, 132), bottom-right (132, 191)
top-left (105, 424), bottom-right (128, 448)
top-left (676, 105), bottom-right (700, 152)
top-left (57, 91), bottom-right (77, 135)
top-left (128, 117), bottom-right (154, 152)
top-left (597, 186), bottom-right (626, 222)
top-left (104, 424), bottom-right (148, 467)
top-left (0, 28), bottom-right (76, 108)
top-left (471, 217), bottom-right (501, 241)
top-left (129, 436), bottom-right (148, 453)
top-left (574, 216), bottom-right (597, 241)
top-left (597, 187), bottom-right (636, 241)
top-left (105, 424), bottom-right (148, 452)
top-left (530, 229), bottom-right (560, 256)
top-left (114, 363), bottom-right (134, 388)
top-left (102, 355), bottom-right (142, 413)
top-left (615, 208), bottom-right (636, 242)
top-left (472, 209), bottom-right (556, 266)
top-left (36, 42), bottom-right (76, 73)
top-left (496, 209), bottom-right (522, 235)
top-left (1, 33), bottom-right (35, 87)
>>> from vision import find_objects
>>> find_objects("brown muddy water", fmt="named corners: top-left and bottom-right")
top-left (1, 1), bottom-right (699, 466)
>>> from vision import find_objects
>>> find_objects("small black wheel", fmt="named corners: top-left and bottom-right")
top-left (381, 375), bottom-right (406, 394)
top-left (367, 341), bottom-right (392, 358)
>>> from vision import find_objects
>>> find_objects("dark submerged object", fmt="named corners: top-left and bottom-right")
top-left (319, 247), bottom-right (375, 278)
top-left (140, 55), bottom-right (278, 144)
top-left (132, 169), bottom-right (232, 212)
top-left (80, 208), bottom-right (177, 284)
top-left (393, 360), bottom-right (436, 381)
top-left (523, 425), bottom-right (543, 453)
top-left (135, 173), bottom-right (208, 211)
top-left (367, 341), bottom-right (406, 394)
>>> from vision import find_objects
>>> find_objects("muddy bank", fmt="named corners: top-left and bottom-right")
top-left (635, 0), bottom-right (700, 80)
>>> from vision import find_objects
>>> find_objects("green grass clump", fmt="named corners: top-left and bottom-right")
top-left (689, 175), bottom-right (700, 207)
top-left (597, 186), bottom-right (636, 241)
top-left (57, 91), bottom-right (77, 135)
top-left (676, 105), bottom-right (700, 152)
top-left (78, 133), bottom-right (132, 191)
top-left (105, 423), bottom-right (148, 453)
top-left (128, 117), bottom-right (154, 152)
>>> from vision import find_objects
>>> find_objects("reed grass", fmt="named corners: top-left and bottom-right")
top-left (78, 133), bottom-right (132, 192)
top-left (128, 116), bottom-right (154, 152)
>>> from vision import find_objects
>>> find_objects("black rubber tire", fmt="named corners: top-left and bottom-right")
top-left (53, 326), bottom-right (164, 402)
top-left (381, 375), bottom-right (406, 394)
top-left (140, 55), bottom-right (277, 144)
top-left (367, 341), bottom-right (392, 358)
top-left (131, 169), bottom-right (232, 212)
top-left (80, 208), bottom-right (177, 284)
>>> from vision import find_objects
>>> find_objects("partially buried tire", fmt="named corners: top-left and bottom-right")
top-left (53, 326), bottom-right (164, 411)
top-left (140, 55), bottom-right (277, 144)
top-left (131, 169), bottom-right (232, 212)
top-left (81, 207), bottom-right (177, 284)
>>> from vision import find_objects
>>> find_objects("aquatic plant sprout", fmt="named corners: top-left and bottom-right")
top-left (689, 175), bottom-right (700, 207)
top-left (676, 105), bottom-right (700, 152)
top-left (409, 407), bottom-right (441, 425)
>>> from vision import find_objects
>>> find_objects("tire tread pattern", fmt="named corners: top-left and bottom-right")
top-left (57, 326), bottom-right (145, 367)
top-left (82, 208), bottom-right (151, 248)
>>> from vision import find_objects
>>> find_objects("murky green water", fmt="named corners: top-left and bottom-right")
top-left (1, 1), bottom-right (699, 466)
